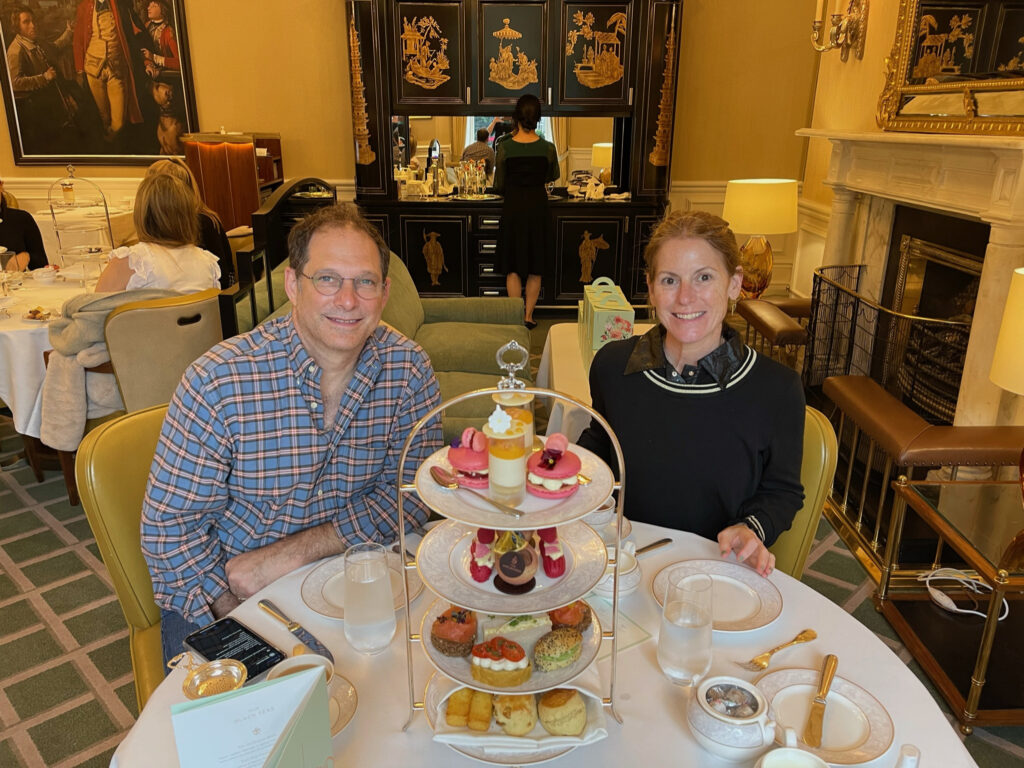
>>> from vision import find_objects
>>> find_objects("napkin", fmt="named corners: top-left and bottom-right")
top-left (432, 667), bottom-right (608, 754)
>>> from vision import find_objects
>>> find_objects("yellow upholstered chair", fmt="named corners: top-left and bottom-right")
top-left (770, 406), bottom-right (838, 579)
top-left (76, 405), bottom-right (168, 709)
top-left (105, 289), bottom-right (223, 412)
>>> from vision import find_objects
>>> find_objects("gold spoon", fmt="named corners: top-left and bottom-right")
top-left (429, 465), bottom-right (522, 518)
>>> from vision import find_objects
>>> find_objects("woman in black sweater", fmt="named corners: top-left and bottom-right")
top-left (578, 210), bottom-right (804, 576)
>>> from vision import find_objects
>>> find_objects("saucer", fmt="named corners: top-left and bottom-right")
top-left (327, 673), bottom-right (358, 736)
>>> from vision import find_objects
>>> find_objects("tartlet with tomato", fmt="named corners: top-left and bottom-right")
top-left (470, 636), bottom-right (532, 687)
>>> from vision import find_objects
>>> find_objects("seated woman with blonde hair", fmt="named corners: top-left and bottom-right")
top-left (95, 174), bottom-right (221, 293)
top-left (145, 158), bottom-right (234, 287)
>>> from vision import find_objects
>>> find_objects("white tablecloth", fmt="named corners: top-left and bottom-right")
top-left (111, 522), bottom-right (975, 768)
top-left (537, 323), bottom-right (653, 440)
top-left (32, 207), bottom-right (136, 265)
top-left (0, 278), bottom-right (96, 437)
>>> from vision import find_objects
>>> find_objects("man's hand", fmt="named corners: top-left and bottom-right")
top-left (44, 67), bottom-right (56, 82)
top-left (717, 523), bottom-right (775, 577)
top-left (225, 523), bottom-right (346, 600)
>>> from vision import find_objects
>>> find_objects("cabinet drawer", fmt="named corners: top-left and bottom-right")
top-left (478, 262), bottom-right (500, 278)
top-left (476, 214), bottom-right (501, 231)
top-left (478, 286), bottom-right (508, 297)
top-left (477, 239), bottom-right (498, 257)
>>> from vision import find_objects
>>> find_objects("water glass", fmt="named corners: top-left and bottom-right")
top-left (342, 542), bottom-right (396, 655)
top-left (657, 571), bottom-right (713, 687)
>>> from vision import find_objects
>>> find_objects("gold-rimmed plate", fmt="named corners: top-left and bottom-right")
top-left (651, 559), bottom-right (782, 632)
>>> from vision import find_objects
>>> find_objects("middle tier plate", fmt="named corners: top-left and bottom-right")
top-left (417, 520), bottom-right (608, 614)
top-left (414, 441), bottom-right (614, 530)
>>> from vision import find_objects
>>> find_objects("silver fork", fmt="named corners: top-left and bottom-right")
top-left (735, 628), bottom-right (817, 671)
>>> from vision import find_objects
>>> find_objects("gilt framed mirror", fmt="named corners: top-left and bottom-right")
top-left (878, 0), bottom-right (1024, 134)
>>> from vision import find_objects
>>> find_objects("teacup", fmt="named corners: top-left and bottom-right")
top-left (267, 653), bottom-right (334, 686)
top-left (755, 747), bottom-right (829, 768)
top-left (32, 266), bottom-right (58, 282)
top-left (687, 675), bottom-right (775, 762)
top-left (583, 495), bottom-right (616, 528)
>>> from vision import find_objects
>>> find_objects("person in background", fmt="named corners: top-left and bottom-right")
top-left (145, 158), bottom-right (234, 287)
top-left (461, 127), bottom-right (495, 176)
top-left (578, 210), bottom-right (805, 576)
top-left (141, 203), bottom-right (442, 663)
top-left (0, 178), bottom-right (47, 271)
top-left (95, 173), bottom-right (219, 292)
top-left (493, 94), bottom-right (558, 329)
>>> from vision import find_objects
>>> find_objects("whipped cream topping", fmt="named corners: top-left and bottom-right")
top-left (527, 472), bottom-right (580, 491)
top-left (487, 405), bottom-right (513, 434)
top-left (471, 655), bottom-right (529, 671)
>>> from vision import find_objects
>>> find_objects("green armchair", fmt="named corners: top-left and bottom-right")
top-left (381, 253), bottom-right (532, 440)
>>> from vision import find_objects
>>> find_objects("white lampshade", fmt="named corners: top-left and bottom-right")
top-left (990, 266), bottom-right (1024, 396)
top-left (591, 142), bottom-right (613, 169)
top-left (722, 179), bottom-right (799, 235)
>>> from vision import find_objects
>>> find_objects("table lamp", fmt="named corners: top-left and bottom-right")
top-left (591, 143), bottom-right (613, 186)
top-left (989, 266), bottom-right (1024, 396)
top-left (721, 179), bottom-right (798, 299)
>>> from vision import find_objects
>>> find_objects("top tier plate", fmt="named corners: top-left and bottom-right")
top-left (414, 441), bottom-right (614, 530)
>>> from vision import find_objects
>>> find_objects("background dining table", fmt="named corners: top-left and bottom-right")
top-left (110, 521), bottom-right (975, 767)
top-left (31, 206), bottom-right (136, 265)
top-left (0, 275), bottom-right (96, 437)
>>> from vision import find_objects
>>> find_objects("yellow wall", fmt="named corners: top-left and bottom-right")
top-left (0, 0), bottom-right (354, 180)
top-left (673, 0), bottom-right (819, 181)
top-left (802, 0), bottom-right (900, 204)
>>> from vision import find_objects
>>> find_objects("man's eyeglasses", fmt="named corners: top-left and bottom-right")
top-left (298, 270), bottom-right (384, 299)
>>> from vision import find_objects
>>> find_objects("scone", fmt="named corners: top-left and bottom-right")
top-left (538, 688), bottom-right (587, 736)
top-left (492, 694), bottom-right (537, 736)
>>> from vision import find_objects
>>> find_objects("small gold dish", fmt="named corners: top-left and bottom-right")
top-left (181, 659), bottom-right (247, 700)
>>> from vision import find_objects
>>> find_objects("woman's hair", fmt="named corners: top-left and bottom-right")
top-left (644, 210), bottom-right (741, 277)
top-left (145, 157), bottom-right (221, 226)
top-left (513, 94), bottom-right (541, 131)
top-left (133, 173), bottom-right (200, 247)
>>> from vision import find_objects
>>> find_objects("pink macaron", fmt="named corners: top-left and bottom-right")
top-left (447, 427), bottom-right (489, 488)
top-left (526, 444), bottom-right (582, 499)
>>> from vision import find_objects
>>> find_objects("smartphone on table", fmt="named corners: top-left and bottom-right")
top-left (183, 616), bottom-right (286, 684)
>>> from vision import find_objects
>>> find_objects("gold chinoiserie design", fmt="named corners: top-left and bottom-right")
top-left (648, 23), bottom-right (675, 167)
top-left (401, 16), bottom-right (451, 90)
top-left (566, 10), bottom-right (626, 89)
top-left (422, 230), bottom-right (447, 286)
top-left (349, 15), bottom-right (376, 166)
top-left (911, 12), bottom-right (975, 80)
top-left (579, 230), bottom-right (610, 283)
top-left (489, 18), bottom-right (539, 90)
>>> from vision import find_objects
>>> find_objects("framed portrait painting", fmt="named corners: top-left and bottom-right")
top-left (0, 0), bottom-right (198, 164)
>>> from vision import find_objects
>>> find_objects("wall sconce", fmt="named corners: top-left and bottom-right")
top-left (812, 0), bottom-right (868, 61)
top-left (591, 143), bottom-right (613, 186)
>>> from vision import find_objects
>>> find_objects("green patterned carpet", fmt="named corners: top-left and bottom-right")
top-left (0, 314), bottom-right (1021, 766)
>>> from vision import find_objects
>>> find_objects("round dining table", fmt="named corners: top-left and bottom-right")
top-left (0, 274), bottom-right (97, 438)
top-left (110, 522), bottom-right (976, 767)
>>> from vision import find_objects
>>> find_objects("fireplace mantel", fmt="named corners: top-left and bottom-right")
top-left (797, 129), bottom-right (1024, 428)
top-left (797, 129), bottom-right (1024, 225)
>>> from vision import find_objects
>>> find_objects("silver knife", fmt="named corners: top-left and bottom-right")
top-left (258, 599), bottom-right (335, 664)
top-left (803, 654), bottom-right (838, 748)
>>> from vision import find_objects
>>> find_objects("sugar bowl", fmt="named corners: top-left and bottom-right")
top-left (687, 675), bottom-right (775, 762)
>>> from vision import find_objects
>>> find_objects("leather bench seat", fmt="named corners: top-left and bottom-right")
top-left (736, 299), bottom-right (808, 347)
top-left (766, 296), bottom-right (812, 319)
top-left (822, 376), bottom-right (930, 460)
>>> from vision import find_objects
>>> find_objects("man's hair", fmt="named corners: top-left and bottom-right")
top-left (145, 158), bottom-right (221, 225)
top-left (11, 7), bottom-right (32, 30)
top-left (476, 128), bottom-right (489, 142)
top-left (287, 203), bottom-right (390, 278)
top-left (133, 173), bottom-right (200, 247)
top-left (644, 210), bottom-right (741, 277)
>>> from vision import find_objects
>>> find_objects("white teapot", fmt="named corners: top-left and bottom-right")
top-left (687, 676), bottom-right (776, 762)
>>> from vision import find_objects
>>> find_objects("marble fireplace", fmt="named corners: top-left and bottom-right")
top-left (798, 129), bottom-right (1024, 429)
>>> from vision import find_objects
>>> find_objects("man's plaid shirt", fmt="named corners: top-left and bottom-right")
top-left (141, 315), bottom-right (442, 625)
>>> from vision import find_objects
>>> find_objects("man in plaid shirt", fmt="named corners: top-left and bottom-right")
top-left (141, 203), bottom-right (442, 661)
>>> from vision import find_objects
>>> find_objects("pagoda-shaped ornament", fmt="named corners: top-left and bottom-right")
top-left (349, 15), bottom-right (376, 165)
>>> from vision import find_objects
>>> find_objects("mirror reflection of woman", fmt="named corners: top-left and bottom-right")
top-left (578, 210), bottom-right (805, 576)
top-left (493, 94), bottom-right (558, 329)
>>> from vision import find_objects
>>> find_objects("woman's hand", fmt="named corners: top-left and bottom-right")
top-left (717, 523), bottom-right (775, 577)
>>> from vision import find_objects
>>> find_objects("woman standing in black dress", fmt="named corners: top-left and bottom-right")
top-left (493, 94), bottom-right (559, 329)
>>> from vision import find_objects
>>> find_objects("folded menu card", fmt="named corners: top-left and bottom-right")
top-left (171, 667), bottom-right (331, 768)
